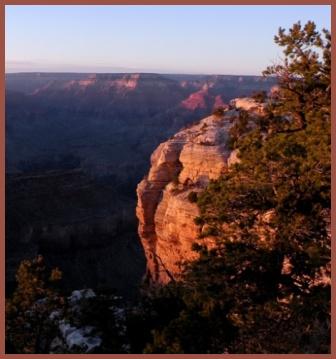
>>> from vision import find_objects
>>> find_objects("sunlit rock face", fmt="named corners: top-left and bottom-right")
top-left (136, 110), bottom-right (240, 283)
top-left (230, 97), bottom-right (266, 114)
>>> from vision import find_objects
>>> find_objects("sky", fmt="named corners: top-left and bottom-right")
top-left (5, 5), bottom-right (331, 75)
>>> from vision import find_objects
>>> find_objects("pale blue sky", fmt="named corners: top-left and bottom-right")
top-left (5, 5), bottom-right (331, 75)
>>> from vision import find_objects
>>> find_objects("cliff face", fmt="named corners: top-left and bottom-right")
top-left (136, 97), bottom-right (331, 286)
top-left (136, 108), bottom-right (243, 282)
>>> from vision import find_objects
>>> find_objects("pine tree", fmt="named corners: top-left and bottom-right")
top-left (140, 21), bottom-right (331, 354)
top-left (6, 256), bottom-right (64, 353)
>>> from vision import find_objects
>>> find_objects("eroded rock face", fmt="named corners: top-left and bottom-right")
top-left (137, 98), bottom-right (331, 293)
top-left (136, 111), bottom-right (239, 282)
top-left (230, 97), bottom-right (266, 114)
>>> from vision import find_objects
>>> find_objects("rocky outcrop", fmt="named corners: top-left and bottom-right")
top-left (47, 289), bottom-right (127, 353)
top-left (230, 97), bottom-right (266, 114)
top-left (137, 97), bottom-right (331, 286)
top-left (136, 107), bottom-right (246, 282)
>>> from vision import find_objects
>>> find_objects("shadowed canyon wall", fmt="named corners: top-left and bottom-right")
top-left (6, 73), bottom-right (275, 295)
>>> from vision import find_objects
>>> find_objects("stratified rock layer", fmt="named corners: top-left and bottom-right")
top-left (137, 97), bottom-right (331, 290)
top-left (136, 110), bottom-right (239, 282)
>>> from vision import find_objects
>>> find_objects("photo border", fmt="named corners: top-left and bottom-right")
top-left (1, 1), bottom-right (334, 358)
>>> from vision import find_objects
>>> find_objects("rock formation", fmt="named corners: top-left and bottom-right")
top-left (230, 97), bottom-right (266, 114)
top-left (136, 104), bottom-right (252, 282)
top-left (137, 96), bottom-right (331, 286)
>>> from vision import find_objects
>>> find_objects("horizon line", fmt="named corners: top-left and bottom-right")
top-left (5, 71), bottom-right (266, 77)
